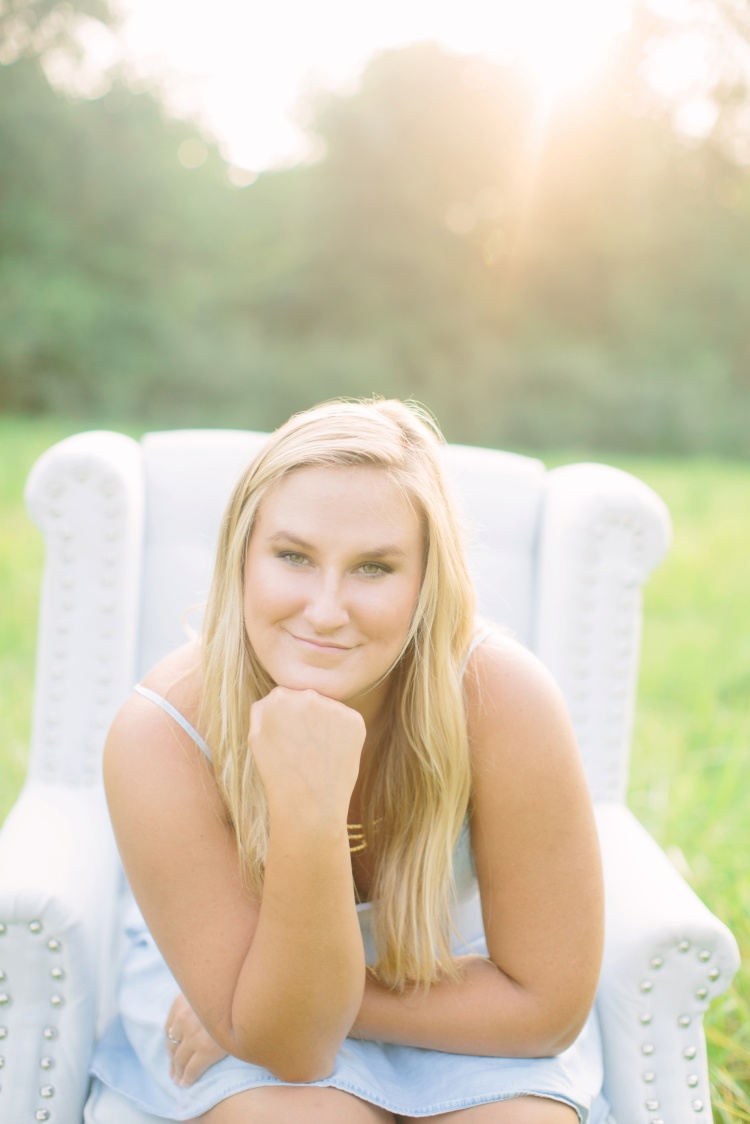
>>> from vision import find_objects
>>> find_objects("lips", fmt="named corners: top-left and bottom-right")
top-left (290, 634), bottom-right (352, 651)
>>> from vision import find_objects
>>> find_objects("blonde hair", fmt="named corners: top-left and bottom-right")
top-left (200, 398), bottom-right (476, 988)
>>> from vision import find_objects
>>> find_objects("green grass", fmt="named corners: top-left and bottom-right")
top-left (1, 419), bottom-right (748, 1118)
top-left (609, 459), bottom-right (750, 1121)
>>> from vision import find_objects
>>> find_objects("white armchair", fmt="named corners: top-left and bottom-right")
top-left (0, 429), bottom-right (740, 1124)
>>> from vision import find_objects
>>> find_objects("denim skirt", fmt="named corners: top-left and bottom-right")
top-left (91, 832), bottom-right (612, 1121)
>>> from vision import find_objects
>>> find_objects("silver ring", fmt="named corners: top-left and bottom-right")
top-left (167, 1026), bottom-right (181, 1046)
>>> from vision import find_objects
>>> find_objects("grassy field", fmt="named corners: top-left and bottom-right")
top-left (1, 416), bottom-right (748, 1118)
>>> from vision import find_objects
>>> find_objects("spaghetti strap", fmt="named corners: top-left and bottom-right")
top-left (461, 620), bottom-right (497, 673)
top-left (133, 684), bottom-right (213, 761)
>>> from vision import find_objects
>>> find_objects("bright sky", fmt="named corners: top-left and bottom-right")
top-left (103, 0), bottom-right (636, 172)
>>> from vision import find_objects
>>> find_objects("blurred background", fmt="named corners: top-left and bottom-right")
top-left (1, 0), bottom-right (750, 1117)
top-left (2, 0), bottom-right (750, 450)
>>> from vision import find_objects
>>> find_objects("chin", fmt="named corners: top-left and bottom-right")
top-left (269, 666), bottom-right (352, 698)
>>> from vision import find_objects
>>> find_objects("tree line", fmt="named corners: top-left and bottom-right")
top-left (2, 1), bottom-right (750, 452)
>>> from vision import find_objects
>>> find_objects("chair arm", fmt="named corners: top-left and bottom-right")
top-left (0, 783), bottom-right (121, 1124)
top-left (24, 430), bottom-right (144, 788)
top-left (594, 803), bottom-right (740, 1123)
top-left (535, 463), bottom-right (672, 803)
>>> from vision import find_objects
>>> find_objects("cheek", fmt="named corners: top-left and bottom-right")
top-left (243, 586), bottom-right (274, 648)
top-left (366, 581), bottom-right (420, 642)
top-left (245, 560), bottom-right (296, 620)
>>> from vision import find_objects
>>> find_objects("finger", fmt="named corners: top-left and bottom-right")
top-left (165, 1023), bottom-right (183, 1057)
top-left (180, 1044), bottom-right (227, 1087)
top-left (180, 1055), bottom-right (203, 1087)
top-left (170, 1040), bottom-right (191, 1084)
top-left (164, 993), bottom-right (183, 1040)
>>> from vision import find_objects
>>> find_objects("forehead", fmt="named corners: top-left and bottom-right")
top-left (254, 465), bottom-right (422, 542)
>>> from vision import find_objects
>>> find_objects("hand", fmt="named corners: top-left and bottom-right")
top-left (249, 687), bottom-right (366, 822)
top-left (165, 992), bottom-right (229, 1087)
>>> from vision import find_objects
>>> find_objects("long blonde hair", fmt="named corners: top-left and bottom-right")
top-left (200, 399), bottom-right (476, 988)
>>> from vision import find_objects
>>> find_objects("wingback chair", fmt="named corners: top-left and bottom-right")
top-left (0, 429), bottom-right (740, 1124)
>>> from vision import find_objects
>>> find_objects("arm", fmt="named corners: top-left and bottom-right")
top-left (351, 638), bottom-right (604, 1057)
top-left (104, 664), bottom-right (367, 1083)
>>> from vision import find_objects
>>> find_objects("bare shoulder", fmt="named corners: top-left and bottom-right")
top-left (138, 638), bottom-right (204, 721)
top-left (103, 637), bottom-right (218, 818)
top-left (463, 632), bottom-right (577, 777)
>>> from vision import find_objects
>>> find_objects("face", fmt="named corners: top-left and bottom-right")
top-left (243, 465), bottom-right (424, 723)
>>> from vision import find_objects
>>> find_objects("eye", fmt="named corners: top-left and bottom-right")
top-left (357, 562), bottom-right (391, 577)
top-left (279, 551), bottom-right (309, 566)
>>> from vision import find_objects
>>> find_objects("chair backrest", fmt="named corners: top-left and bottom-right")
top-left (136, 431), bottom-right (547, 675)
top-left (24, 428), bottom-right (670, 803)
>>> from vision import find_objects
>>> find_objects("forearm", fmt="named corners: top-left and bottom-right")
top-left (351, 955), bottom-right (590, 1058)
top-left (229, 810), bottom-right (365, 1081)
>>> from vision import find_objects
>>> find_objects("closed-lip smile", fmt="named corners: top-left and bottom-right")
top-left (290, 634), bottom-right (352, 651)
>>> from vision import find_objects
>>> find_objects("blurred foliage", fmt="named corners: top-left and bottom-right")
top-left (0, 0), bottom-right (114, 64)
top-left (2, 8), bottom-right (750, 450)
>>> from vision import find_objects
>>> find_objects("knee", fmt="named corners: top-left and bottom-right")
top-left (200, 1084), bottom-right (395, 1123)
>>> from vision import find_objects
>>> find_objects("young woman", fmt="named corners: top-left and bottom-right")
top-left (91, 399), bottom-right (611, 1123)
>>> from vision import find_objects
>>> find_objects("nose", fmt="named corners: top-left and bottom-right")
top-left (303, 571), bottom-right (350, 633)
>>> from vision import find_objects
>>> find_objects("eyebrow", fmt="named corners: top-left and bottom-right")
top-left (268, 532), bottom-right (408, 559)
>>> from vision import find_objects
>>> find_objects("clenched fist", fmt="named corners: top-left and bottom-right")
top-left (249, 687), bottom-right (366, 827)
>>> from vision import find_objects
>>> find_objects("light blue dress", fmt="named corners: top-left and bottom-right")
top-left (90, 641), bottom-right (613, 1122)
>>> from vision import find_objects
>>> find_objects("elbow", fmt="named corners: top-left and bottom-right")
top-left (529, 1001), bottom-right (594, 1058)
top-left (230, 1032), bottom-right (338, 1083)
top-left (237, 1048), bottom-right (337, 1084)
top-left (506, 981), bottom-right (596, 1059)
top-left (542, 1017), bottom-right (587, 1057)
top-left (266, 1057), bottom-right (337, 1084)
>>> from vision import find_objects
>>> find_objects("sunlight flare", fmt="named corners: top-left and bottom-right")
top-left (114, 0), bottom-right (635, 170)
